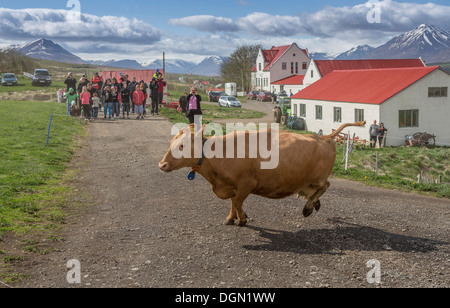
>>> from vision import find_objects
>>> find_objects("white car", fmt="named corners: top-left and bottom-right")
top-left (218, 96), bottom-right (242, 108)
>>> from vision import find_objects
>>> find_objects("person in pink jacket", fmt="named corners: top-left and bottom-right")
top-left (80, 86), bottom-right (92, 121)
top-left (133, 85), bottom-right (145, 120)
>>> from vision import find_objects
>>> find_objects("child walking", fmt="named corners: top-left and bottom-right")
top-left (80, 86), bottom-right (92, 121)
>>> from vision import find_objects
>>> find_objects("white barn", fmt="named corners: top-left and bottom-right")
top-left (291, 66), bottom-right (450, 147)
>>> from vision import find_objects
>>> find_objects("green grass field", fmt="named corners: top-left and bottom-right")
top-left (159, 103), bottom-right (266, 126)
top-left (0, 76), bottom-right (65, 94)
top-left (334, 145), bottom-right (449, 198)
top-left (0, 101), bottom-right (85, 240)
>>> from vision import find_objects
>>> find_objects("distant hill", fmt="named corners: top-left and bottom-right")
top-left (17, 38), bottom-right (87, 65)
top-left (190, 56), bottom-right (228, 76)
top-left (87, 59), bottom-right (145, 70)
top-left (335, 45), bottom-right (375, 60)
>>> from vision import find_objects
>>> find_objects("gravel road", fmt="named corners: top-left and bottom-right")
top-left (13, 103), bottom-right (450, 288)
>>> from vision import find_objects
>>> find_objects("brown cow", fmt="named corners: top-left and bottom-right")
top-left (159, 121), bottom-right (366, 226)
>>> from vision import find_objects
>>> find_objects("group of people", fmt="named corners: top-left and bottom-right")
top-left (369, 120), bottom-right (388, 148)
top-left (63, 70), bottom-right (167, 121)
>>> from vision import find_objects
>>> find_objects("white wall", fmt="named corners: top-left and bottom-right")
top-left (291, 99), bottom-right (380, 142)
top-left (303, 60), bottom-right (322, 87)
top-left (269, 44), bottom-right (310, 84)
top-left (380, 69), bottom-right (450, 146)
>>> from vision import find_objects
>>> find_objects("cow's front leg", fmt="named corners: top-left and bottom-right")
top-left (231, 194), bottom-right (250, 227)
top-left (225, 205), bottom-right (237, 225)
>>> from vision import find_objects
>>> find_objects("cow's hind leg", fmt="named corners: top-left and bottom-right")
top-left (303, 181), bottom-right (330, 218)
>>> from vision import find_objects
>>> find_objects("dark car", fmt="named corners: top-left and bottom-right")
top-left (1, 73), bottom-right (18, 86)
top-left (246, 91), bottom-right (260, 100)
top-left (257, 91), bottom-right (273, 102)
top-left (32, 69), bottom-right (52, 87)
top-left (209, 91), bottom-right (225, 102)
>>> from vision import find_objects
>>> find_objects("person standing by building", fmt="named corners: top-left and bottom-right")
top-left (369, 120), bottom-right (379, 148)
top-left (377, 123), bottom-right (388, 148)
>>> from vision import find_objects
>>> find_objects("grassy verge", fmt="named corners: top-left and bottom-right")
top-left (0, 101), bottom-right (86, 283)
top-left (159, 104), bottom-right (266, 126)
top-left (333, 145), bottom-right (449, 198)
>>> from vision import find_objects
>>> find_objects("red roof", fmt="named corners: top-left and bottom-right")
top-left (272, 75), bottom-right (305, 85)
top-left (314, 59), bottom-right (425, 78)
top-left (262, 45), bottom-right (291, 71)
top-left (292, 66), bottom-right (439, 105)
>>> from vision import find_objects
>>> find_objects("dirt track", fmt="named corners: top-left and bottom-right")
top-left (14, 102), bottom-right (450, 288)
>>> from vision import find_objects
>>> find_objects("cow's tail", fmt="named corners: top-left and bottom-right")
top-left (327, 121), bottom-right (366, 139)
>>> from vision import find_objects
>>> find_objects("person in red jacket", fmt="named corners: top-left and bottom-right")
top-left (133, 85), bottom-right (145, 120)
top-left (157, 74), bottom-right (166, 109)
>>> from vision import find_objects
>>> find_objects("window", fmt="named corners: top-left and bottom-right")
top-left (293, 53), bottom-right (296, 57)
top-left (282, 62), bottom-right (287, 70)
top-left (302, 62), bottom-right (307, 70)
top-left (295, 62), bottom-right (299, 74)
top-left (311, 70), bottom-right (314, 78)
top-left (355, 109), bottom-right (365, 122)
top-left (291, 62), bottom-right (294, 74)
top-left (258, 63), bottom-right (262, 71)
top-left (334, 107), bottom-right (342, 123)
top-left (300, 104), bottom-right (306, 117)
top-left (399, 110), bottom-right (419, 128)
top-left (294, 104), bottom-right (298, 117)
top-left (428, 87), bottom-right (448, 97)
top-left (315, 105), bottom-right (322, 120)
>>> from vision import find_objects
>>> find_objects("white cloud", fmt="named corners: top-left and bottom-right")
top-left (167, 0), bottom-right (450, 38)
top-left (169, 15), bottom-right (238, 33)
top-left (0, 7), bottom-right (162, 44)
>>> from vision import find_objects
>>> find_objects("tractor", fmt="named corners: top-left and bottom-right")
top-left (273, 97), bottom-right (292, 125)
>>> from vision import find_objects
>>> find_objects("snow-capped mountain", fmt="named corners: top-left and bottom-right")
top-left (87, 59), bottom-right (145, 70)
top-left (144, 59), bottom-right (197, 74)
top-left (367, 24), bottom-right (450, 63)
top-left (190, 56), bottom-right (228, 76)
top-left (309, 52), bottom-right (334, 60)
top-left (17, 38), bottom-right (86, 64)
top-left (335, 45), bottom-right (375, 60)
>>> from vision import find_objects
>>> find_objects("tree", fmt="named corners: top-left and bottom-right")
top-left (220, 44), bottom-right (262, 93)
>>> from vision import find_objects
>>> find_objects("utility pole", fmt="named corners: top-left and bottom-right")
top-left (163, 52), bottom-right (165, 78)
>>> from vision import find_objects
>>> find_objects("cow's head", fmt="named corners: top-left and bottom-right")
top-left (159, 124), bottom-right (206, 172)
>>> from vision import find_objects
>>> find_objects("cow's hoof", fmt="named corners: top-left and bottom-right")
top-left (314, 200), bottom-right (321, 212)
top-left (237, 220), bottom-right (247, 227)
top-left (303, 207), bottom-right (314, 218)
top-left (225, 219), bottom-right (235, 226)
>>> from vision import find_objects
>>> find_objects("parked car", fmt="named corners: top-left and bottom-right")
top-left (209, 91), bottom-right (225, 102)
top-left (246, 91), bottom-right (260, 100)
top-left (218, 96), bottom-right (242, 108)
top-left (257, 91), bottom-right (273, 102)
top-left (2, 73), bottom-right (18, 86)
top-left (32, 69), bottom-right (52, 87)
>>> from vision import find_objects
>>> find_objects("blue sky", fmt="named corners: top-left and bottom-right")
top-left (0, 0), bottom-right (449, 63)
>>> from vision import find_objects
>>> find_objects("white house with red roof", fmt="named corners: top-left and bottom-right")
top-left (291, 66), bottom-right (449, 146)
top-left (251, 43), bottom-right (311, 92)
top-left (303, 58), bottom-right (426, 87)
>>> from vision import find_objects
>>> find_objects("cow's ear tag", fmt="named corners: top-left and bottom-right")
top-left (188, 171), bottom-right (196, 181)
